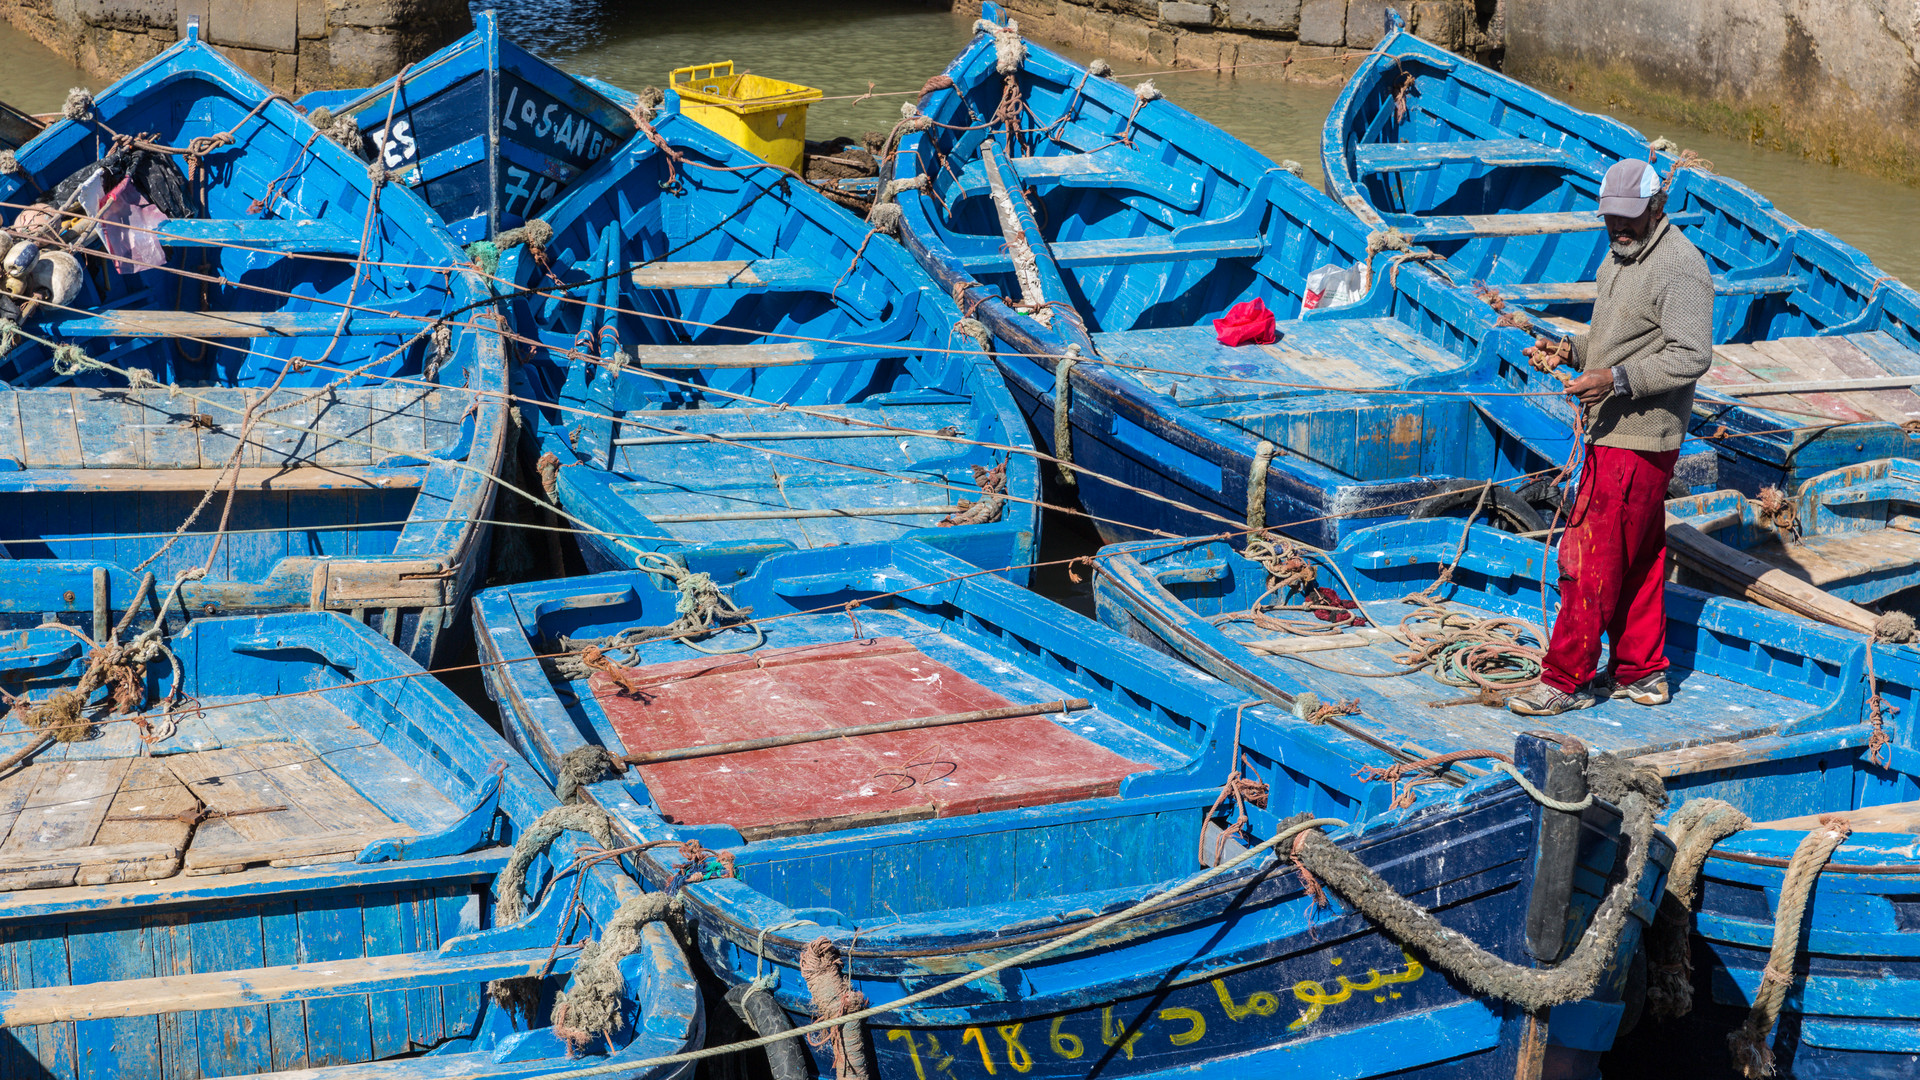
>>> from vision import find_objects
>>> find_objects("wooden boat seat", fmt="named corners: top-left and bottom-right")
top-left (154, 217), bottom-right (361, 253)
top-left (949, 150), bottom-right (1203, 212)
top-left (1497, 275), bottom-right (1803, 304)
top-left (623, 340), bottom-right (916, 369)
top-left (629, 258), bottom-right (841, 292)
top-left (0, 738), bottom-right (439, 891)
top-left (1740, 529), bottom-right (1920, 591)
top-left (0, 465), bottom-right (425, 492)
top-left (43, 310), bottom-right (428, 338)
top-left (1400, 208), bottom-right (1706, 242)
top-left (1752, 801), bottom-right (1920, 833)
top-left (958, 232), bottom-right (1265, 274)
top-left (0, 944), bottom-right (579, 1026)
top-left (1353, 138), bottom-right (1580, 174)
top-left (593, 637), bottom-right (1152, 840)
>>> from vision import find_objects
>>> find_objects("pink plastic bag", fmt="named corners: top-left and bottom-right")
top-left (94, 177), bottom-right (168, 274)
top-left (1213, 297), bottom-right (1277, 346)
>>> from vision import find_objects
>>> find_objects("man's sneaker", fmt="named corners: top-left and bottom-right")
top-left (1507, 683), bottom-right (1597, 716)
top-left (1610, 672), bottom-right (1670, 706)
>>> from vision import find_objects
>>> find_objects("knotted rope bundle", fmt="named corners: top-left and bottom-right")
top-left (557, 553), bottom-right (764, 666)
top-left (495, 803), bottom-right (619, 925)
top-left (1646, 798), bottom-right (1750, 1020)
top-left (556, 745), bottom-right (619, 805)
top-left (552, 892), bottom-right (682, 1051)
top-left (1728, 816), bottom-right (1853, 1077)
top-left (1291, 752), bottom-right (1667, 1011)
top-left (799, 938), bottom-right (872, 1080)
top-left (938, 460), bottom-right (1007, 527)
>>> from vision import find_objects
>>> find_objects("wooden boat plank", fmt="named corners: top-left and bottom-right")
top-left (153, 217), bottom-right (360, 253)
top-left (163, 745), bottom-right (327, 842)
top-left (242, 741), bottom-right (399, 836)
top-left (0, 466), bottom-right (424, 492)
top-left (308, 393), bottom-right (376, 468)
top-left (596, 637), bottom-right (1152, 840)
top-left (958, 232), bottom-right (1265, 274)
top-left (1353, 138), bottom-right (1578, 174)
top-left (1744, 529), bottom-right (1920, 588)
top-left (182, 825), bottom-right (416, 870)
top-left (41, 310), bottom-right (426, 339)
top-left (1758, 800), bottom-right (1920, 833)
top-left (1707, 343), bottom-right (1822, 418)
top-left (630, 258), bottom-right (838, 292)
top-left (127, 389), bottom-right (208, 470)
top-left (0, 764), bottom-right (43, 846)
top-left (15, 389), bottom-right (81, 468)
top-left (1845, 330), bottom-right (1920, 376)
top-left (1796, 334), bottom-right (1920, 425)
top-left (0, 944), bottom-right (581, 1027)
top-left (1749, 338), bottom-right (1879, 422)
top-left (88, 758), bottom-right (200, 875)
top-left (1090, 319), bottom-right (1468, 407)
top-left (951, 150), bottom-right (1205, 211)
top-left (0, 756), bottom-right (134, 890)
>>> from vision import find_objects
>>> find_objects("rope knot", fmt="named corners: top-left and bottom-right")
top-left (1133, 79), bottom-right (1162, 103)
top-left (0, 151), bottom-right (18, 176)
top-left (1366, 226), bottom-right (1412, 257)
top-left (51, 345), bottom-right (101, 377)
top-left (1279, 158), bottom-right (1304, 178)
top-left (63, 88), bottom-right (94, 123)
top-left (1874, 610), bottom-right (1916, 644)
top-left (975, 19), bottom-right (1027, 74)
top-left (1088, 59), bottom-right (1113, 77)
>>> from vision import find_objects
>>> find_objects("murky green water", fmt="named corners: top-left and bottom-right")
top-left (484, 0), bottom-right (1918, 283)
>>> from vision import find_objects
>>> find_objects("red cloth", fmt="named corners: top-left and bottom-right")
top-left (1541, 444), bottom-right (1679, 694)
top-left (1213, 297), bottom-right (1277, 346)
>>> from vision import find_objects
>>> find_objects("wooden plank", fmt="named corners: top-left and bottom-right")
top-left (631, 260), bottom-right (756, 288)
top-left (1706, 342), bottom-right (1821, 418)
top-left (15, 388), bottom-right (81, 468)
top-left (1757, 801), bottom-right (1920, 833)
top-left (1665, 515), bottom-right (1878, 634)
top-left (154, 218), bottom-right (358, 253)
top-left (1781, 335), bottom-right (1920, 423)
top-left (163, 747), bottom-right (320, 843)
top-left (1353, 138), bottom-right (1577, 174)
top-left (0, 757), bottom-right (134, 891)
top-left (627, 342), bottom-right (817, 368)
top-left (0, 765), bottom-right (45, 848)
top-left (41, 311), bottom-right (424, 340)
top-left (1749, 338), bottom-right (1877, 422)
top-left (1241, 627), bottom-right (1401, 655)
top-left (243, 742), bottom-right (395, 836)
top-left (0, 945), bottom-right (581, 1027)
top-left (0, 466), bottom-right (422, 492)
top-left (87, 758), bottom-right (199, 883)
top-left (181, 827), bottom-right (414, 870)
top-left (0, 842), bottom-right (179, 885)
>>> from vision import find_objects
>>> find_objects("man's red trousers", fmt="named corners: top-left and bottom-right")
top-left (1540, 444), bottom-right (1679, 694)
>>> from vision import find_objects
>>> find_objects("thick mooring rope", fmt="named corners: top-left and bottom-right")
top-left (1647, 798), bottom-right (1751, 1020)
top-left (1247, 440), bottom-right (1277, 530)
top-left (495, 804), bottom-right (619, 925)
top-left (1052, 348), bottom-right (1079, 485)
top-left (552, 892), bottom-right (682, 1051)
top-left (1727, 817), bottom-right (1853, 1078)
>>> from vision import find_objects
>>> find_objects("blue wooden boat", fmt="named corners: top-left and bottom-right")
top-left (0, 25), bottom-right (508, 664)
top-left (0, 607), bottom-right (701, 1078)
top-left (1092, 519), bottom-right (1920, 1076)
top-left (892, 5), bottom-right (1621, 549)
top-left (1669, 458), bottom-right (1920, 606)
top-left (295, 9), bottom-right (637, 245)
top-left (1324, 10), bottom-right (1920, 494)
top-left (473, 538), bottom-right (1671, 1079)
top-left (495, 94), bottom-right (1040, 585)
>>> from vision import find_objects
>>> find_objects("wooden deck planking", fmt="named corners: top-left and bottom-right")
top-left (597, 638), bottom-right (1152, 840)
top-left (1744, 529), bottom-right (1920, 588)
top-left (1707, 342), bottom-right (1824, 419)
top-left (0, 758), bottom-right (136, 890)
top-left (1798, 335), bottom-right (1920, 424)
top-left (1748, 339), bottom-right (1880, 423)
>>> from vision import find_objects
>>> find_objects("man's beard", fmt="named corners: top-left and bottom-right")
top-left (1610, 232), bottom-right (1645, 258)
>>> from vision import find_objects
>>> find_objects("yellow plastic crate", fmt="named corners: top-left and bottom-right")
top-left (669, 61), bottom-right (822, 174)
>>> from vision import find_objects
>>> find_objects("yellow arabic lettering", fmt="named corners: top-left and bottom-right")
top-left (1049, 1016), bottom-right (1084, 1059)
top-left (1288, 952), bottom-right (1425, 1031)
top-left (1159, 1006), bottom-right (1206, 1046)
top-left (997, 1024), bottom-right (1033, 1073)
top-left (962, 1027), bottom-right (997, 1075)
top-left (1212, 978), bottom-right (1280, 1020)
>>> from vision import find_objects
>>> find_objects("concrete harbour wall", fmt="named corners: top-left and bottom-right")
top-left (1503, 0), bottom-right (1920, 186)
top-left (955, 0), bottom-right (1497, 86)
top-left (0, 0), bottom-right (470, 95)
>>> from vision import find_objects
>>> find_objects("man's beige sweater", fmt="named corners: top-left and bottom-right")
top-left (1572, 218), bottom-right (1715, 452)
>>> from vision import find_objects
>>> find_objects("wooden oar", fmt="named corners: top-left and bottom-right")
top-left (621, 698), bottom-right (1093, 766)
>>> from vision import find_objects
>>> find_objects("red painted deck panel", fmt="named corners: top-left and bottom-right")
top-left (594, 637), bottom-right (1153, 839)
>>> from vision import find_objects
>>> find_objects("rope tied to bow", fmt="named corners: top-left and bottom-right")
top-left (799, 938), bottom-right (873, 1080)
top-left (938, 460), bottom-right (1008, 527)
top-left (1728, 816), bottom-right (1852, 1077)
top-left (551, 892), bottom-right (683, 1052)
top-left (1246, 440), bottom-right (1277, 530)
top-left (1646, 798), bottom-right (1750, 1020)
top-left (1052, 348), bottom-right (1079, 484)
top-left (1356, 748), bottom-right (1514, 810)
top-left (494, 803), bottom-right (619, 925)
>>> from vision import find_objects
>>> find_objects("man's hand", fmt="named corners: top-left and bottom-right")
top-left (1565, 370), bottom-right (1612, 406)
top-left (1523, 335), bottom-right (1570, 375)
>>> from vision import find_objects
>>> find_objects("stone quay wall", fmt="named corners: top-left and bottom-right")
top-left (0, 0), bottom-right (470, 96)
top-left (952, 0), bottom-right (1499, 86)
top-left (1503, 0), bottom-right (1920, 185)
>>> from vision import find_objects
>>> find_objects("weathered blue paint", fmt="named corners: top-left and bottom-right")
top-left (296, 10), bottom-right (637, 244)
top-left (1668, 458), bottom-right (1920, 603)
top-left (473, 538), bottom-right (1669, 1079)
top-left (0, 609), bottom-right (700, 1079)
top-left (1324, 10), bottom-right (1920, 494)
top-left (495, 97), bottom-right (1040, 585)
top-left (893, 8), bottom-right (1638, 550)
top-left (1091, 519), bottom-right (1920, 1075)
top-left (0, 28), bottom-right (508, 664)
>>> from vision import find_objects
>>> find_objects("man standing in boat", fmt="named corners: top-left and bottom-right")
top-left (1508, 158), bottom-right (1714, 717)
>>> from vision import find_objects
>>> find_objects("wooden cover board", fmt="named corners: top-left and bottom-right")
top-left (595, 637), bottom-right (1152, 839)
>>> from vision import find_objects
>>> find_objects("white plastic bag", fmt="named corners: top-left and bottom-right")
top-left (1299, 261), bottom-right (1371, 317)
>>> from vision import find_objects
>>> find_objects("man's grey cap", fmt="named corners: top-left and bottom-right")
top-left (1597, 158), bottom-right (1661, 217)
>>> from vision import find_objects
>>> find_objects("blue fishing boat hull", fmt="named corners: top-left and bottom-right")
top-left (0, 28), bottom-right (508, 665)
top-left (497, 97), bottom-right (1040, 585)
top-left (474, 539), bottom-right (1668, 1079)
top-left (0, 609), bottom-right (700, 1079)
top-left (1324, 12), bottom-right (1920, 493)
top-left (1092, 519), bottom-right (1920, 1076)
top-left (894, 7), bottom-right (1690, 549)
top-left (296, 9), bottom-right (637, 244)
